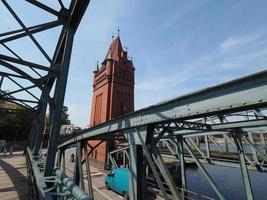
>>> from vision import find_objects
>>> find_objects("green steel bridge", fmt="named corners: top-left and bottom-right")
top-left (0, 1), bottom-right (267, 200)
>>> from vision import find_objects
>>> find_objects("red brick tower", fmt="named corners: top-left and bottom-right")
top-left (89, 36), bottom-right (135, 167)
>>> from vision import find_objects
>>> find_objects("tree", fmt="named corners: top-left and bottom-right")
top-left (61, 106), bottom-right (71, 125)
top-left (0, 104), bottom-right (33, 141)
top-left (44, 105), bottom-right (71, 133)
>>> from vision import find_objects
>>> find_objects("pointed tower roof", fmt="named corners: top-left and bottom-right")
top-left (104, 36), bottom-right (124, 62)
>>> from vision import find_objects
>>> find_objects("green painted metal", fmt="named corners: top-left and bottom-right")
top-left (59, 70), bottom-right (267, 148)
top-left (26, 147), bottom-right (91, 200)
top-left (232, 133), bottom-right (254, 200)
top-left (55, 168), bottom-right (91, 200)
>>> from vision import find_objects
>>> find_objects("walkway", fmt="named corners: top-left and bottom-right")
top-left (0, 155), bottom-right (28, 200)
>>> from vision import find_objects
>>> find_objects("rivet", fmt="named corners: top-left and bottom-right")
top-left (243, 101), bottom-right (246, 105)
top-left (188, 108), bottom-right (190, 111)
top-left (217, 107), bottom-right (220, 110)
top-left (258, 98), bottom-right (262, 102)
top-left (207, 109), bottom-right (209, 112)
top-left (229, 104), bottom-right (232, 107)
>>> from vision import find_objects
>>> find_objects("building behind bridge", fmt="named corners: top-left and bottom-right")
top-left (89, 35), bottom-right (135, 168)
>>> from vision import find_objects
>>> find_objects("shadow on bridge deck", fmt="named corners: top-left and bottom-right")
top-left (0, 155), bottom-right (28, 200)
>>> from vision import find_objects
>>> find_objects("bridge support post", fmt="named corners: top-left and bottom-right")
top-left (124, 127), bottom-right (146, 200)
top-left (205, 135), bottom-right (211, 162)
top-left (259, 132), bottom-right (267, 153)
top-left (44, 26), bottom-right (75, 176)
top-left (0, 76), bottom-right (3, 89)
top-left (248, 132), bottom-right (259, 163)
top-left (232, 132), bottom-right (254, 200)
top-left (224, 135), bottom-right (229, 152)
top-left (177, 136), bottom-right (187, 199)
top-left (84, 142), bottom-right (94, 199)
top-left (74, 142), bottom-right (85, 190)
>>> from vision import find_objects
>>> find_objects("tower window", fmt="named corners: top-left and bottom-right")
top-left (95, 149), bottom-right (98, 159)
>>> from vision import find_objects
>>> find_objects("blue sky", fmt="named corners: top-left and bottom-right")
top-left (1, 0), bottom-right (267, 127)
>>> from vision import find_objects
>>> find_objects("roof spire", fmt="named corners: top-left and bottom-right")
top-left (117, 27), bottom-right (120, 37)
top-left (112, 33), bottom-right (114, 41)
top-left (97, 60), bottom-right (99, 70)
top-left (93, 60), bottom-right (99, 73)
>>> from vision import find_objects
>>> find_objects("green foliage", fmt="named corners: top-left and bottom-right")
top-left (0, 103), bottom-right (33, 141)
top-left (61, 106), bottom-right (71, 125)
top-left (44, 105), bottom-right (71, 133)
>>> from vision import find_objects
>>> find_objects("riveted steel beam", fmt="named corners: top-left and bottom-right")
top-left (59, 70), bottom-right (267, 148)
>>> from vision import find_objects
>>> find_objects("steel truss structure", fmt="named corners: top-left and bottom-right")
top-left (0, 0), bottom-right (90, 199)
top-left (1, 1), bottom-right (267, 200)
top-left (56, 70), bottom-right (267, 200)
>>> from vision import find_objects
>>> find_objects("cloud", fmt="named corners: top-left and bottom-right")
top-left (219, 32), bottom-right (267, 70)
top-left (220, 32), bottom-right (266, 51)
top-left (157, 1), bottom-right (209, 30)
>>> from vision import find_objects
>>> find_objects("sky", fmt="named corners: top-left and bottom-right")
top-left (1, 0), bottom-right (267, 128)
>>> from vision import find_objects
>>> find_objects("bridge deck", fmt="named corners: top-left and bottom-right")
top-left (0, 155), bottom-right (28, 200)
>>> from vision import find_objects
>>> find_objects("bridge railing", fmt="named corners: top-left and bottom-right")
top-left (26, 147), bottom-right (91, 200)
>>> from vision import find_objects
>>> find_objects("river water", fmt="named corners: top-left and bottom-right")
top-left (186, 164), bottom-right (267, 200)
top-left (184, 143), bottom-right (267, 200)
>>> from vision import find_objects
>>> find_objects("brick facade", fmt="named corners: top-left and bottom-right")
top-left (89, 36), bottom-right (134, 168)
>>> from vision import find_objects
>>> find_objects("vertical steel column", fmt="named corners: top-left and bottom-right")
top-left (84, 143), bottom-right (94, 199)
top-left (125, 127), bottom-right (146, 200)
top-left (76, 142), bottom-right (85, 190)
top-left (232, 132), bottom-right (254, 200)
top-left (56, 149), bottom-right (63, 197)
top-left (205, 135), bottom-right (211, 163)
top-left (57, 149), bottom-right (62, 168)
top-left (184, 139), bottom-right (226, 200)
top-left (33, 100), bottom-right (48, 156)
top-left (29, 113), bottom-right (38, 149)
top-left (0, 76), bottom-right (4, 89)
top-left (131, 127), bottom-right (168, 200)
top-left (245, 112), bottom-right (259, 165)
top-left (259, 132), bottom-right (267, 153)
top-left (177, 136), bottom-right (187, 200)
top-left (44, 27), bottom-right (75, 176)
top-left (247, 132), bottom-right (259, 165)
top-left (123, 150), bottom-right (126, 167)
top-left (73, 146), bottom-right (80, 185)
top-left (62, 149), bottom-right (66, 174)
top-left (106, 153), bottom-right (110, 169)
top-left (224, 135), bottom-right (229, 152)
